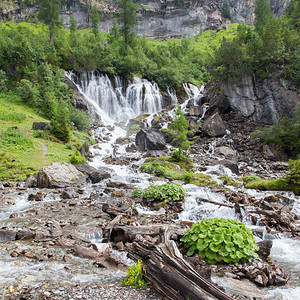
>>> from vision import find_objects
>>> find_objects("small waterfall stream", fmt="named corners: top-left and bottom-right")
top-left (69, 71), bottom-right (163, 122)
top-left (1, 74), bottom-right (299, 299)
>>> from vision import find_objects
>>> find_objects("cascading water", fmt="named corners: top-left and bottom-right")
top-left (69, 71), bottom-right (163, 123)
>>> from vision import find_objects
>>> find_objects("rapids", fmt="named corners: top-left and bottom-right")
top-left (0, 74), bottom-right (299, 299)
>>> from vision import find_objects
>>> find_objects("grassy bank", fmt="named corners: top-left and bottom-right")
top-left (0, 92), bottom-right (92, 181)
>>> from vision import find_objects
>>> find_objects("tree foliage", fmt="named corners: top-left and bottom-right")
top-left (118, 0), bottom-right (138, 53)
top-left (169, 106), bottom-right (191, 162)
top-left (36, 0), bottom-right (61, 44)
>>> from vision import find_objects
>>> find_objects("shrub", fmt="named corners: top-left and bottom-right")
top-left (132, 183), bottom-right (186, 203)
top-left (142, 183), bottom-right (186, 202)
top-left (122, 259), bottom-right (147, 289)
top-left (69, 150), bottom-right (86, 165)
top-left (242, 175), bottom-right (261, 183)
top-left (33, 130), bottom-right (46, 139)
top-left (180, 218), bottom-right (258, 264)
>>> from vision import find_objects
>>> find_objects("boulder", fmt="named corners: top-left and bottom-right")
top-left (202, 113), bottom-right (227, 137)
top-left (257, 240), bottom-right (273, 259)
top-left (215, 146), bottom-right (238, 163)
top-left (135, 129), bottom-right (166, 151)
top-left (213, 159), bottom-right (239, 175)
top-left (75, 164), bottom-right (112, 183)
top-left (32, 122), bottom-right (51, 131)
top-left (35, 162), bottom-right (86, 188)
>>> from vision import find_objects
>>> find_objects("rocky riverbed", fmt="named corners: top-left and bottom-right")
top-left (1, 102), bottom-right (300, 299)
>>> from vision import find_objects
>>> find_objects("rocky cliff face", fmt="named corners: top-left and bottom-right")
top-left (216, 74), bottom-right (299, 125)
top-left (0, 0), bottom-right (291, 38)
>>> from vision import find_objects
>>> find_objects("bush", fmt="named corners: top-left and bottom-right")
top-left (69, 150), bottom-right (86, 165)
top-left (33, 130), bottom-right (46, 139)
top-left (122, 259), bottom-right (147, 289)
top-left (180, 218), bottom-right (258, 264)
top-left (129, 124), bottom-right (141, 132)
top-left (133, 183), bottom-right (186, 203)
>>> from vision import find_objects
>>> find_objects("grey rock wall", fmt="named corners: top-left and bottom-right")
top-left (0, 0), bottom-right (291, 38)
top-left (222, 74), bottom-right (300, 124)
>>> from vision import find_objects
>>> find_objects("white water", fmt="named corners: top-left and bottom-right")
top-left (1, 74), bottom-right (299, 299)
top-left (69, 71), bottom-right (163, 122)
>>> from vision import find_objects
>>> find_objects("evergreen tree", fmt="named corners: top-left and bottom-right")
top-left (118, 0), bottom-right (138, 53)
top-left (91, 5), bottom-right (99, 37)
top-left (36, 0), bottom-right (61, 44)
top-left (69, 15), bottom-right (77, 33)
top-left (169, 106), bottom-right (191, 162)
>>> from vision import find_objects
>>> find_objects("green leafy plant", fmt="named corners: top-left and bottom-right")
top-left (122, 259), bottom-right (147, 289)
top-left (180, 218), bottom-right (259, 264)
top-left (69, 150), bottom-right (86, 165)
top-left (33, 130), bottom-right (46, 139)
top-left (132, 183), bottom-right (186, 203)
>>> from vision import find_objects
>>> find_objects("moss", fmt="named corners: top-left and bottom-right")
top-left (141, 156), bottom-right (217, 186)
top-left (219, 175), bottom-right (242, 187)
top-left (245, 178), bottom-right (299, 195)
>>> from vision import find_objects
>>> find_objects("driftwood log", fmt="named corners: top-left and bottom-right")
top-left (127, 227), bottom-right (234, 300)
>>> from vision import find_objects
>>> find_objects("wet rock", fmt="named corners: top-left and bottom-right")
top-left (107, 181), bottom-right (133, 189)
top-left (213, 159), bottom-right (239, 175)
top-left (92, 243), bottom-right (112, 254)
top-left (188, 106), bottom-right (203, 116)
top-left (135, 129), bottom-right (166, 151)
top-left (75, 164), bottom-right (112, 183)
top-left (34, 162), bottom-right (86, 188)
top-left (62, 190), bottom-right (79, 199)
top-left (115, 241), bottom-right (125, 251)
top-left (0, 229), bottom-right (16, 242)
top-left (215, 146), bottom-right (238, 162)
top-left (28, 191), bottom-right (44, 201)
top-left (253, 272), bottom-right (269, 286)
top-left (9, 213), bottom-right (18, 218)
top-left (202, 113), bottom-right (227, 137)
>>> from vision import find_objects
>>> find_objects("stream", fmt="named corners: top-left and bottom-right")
top-left (0, 73), bottom-right (299, 299)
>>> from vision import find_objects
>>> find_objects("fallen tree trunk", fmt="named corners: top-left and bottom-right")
top-left (127, 227), bottom-right (233, 300)
top-left (110, 223), bottom-right (188, 243)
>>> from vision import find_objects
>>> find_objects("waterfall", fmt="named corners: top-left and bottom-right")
top-left (183, 83), bottom-right (203, 105)
top-left (69, 71), bottom-right (163, 123)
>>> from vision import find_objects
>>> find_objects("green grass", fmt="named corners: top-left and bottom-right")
top-left (0, 92), bottom-right (91, 181)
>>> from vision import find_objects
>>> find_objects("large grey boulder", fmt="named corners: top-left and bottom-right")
top-left (202, 113), bottom-right (227, 137)
top-left (35, 162), bottom-right (86, 188)
top-left (75, 164), bottom-right (112, 183)
top-left (135, 129), bottom-right (166, 151)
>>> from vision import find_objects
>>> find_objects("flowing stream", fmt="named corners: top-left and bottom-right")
top-left (1, 74), bottom-right (299, 299)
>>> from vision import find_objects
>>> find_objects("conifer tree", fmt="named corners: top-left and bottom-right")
top-left (169, 106), bottom-right (191, 162)
top-left (118, 0), bottom-right (138, 53)
top-left (36, 0), bottom-right (61, 44)
top-left (91, 5), bottom-right (100, 37)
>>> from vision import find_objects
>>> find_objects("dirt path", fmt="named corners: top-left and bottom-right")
top-left (39, 141), bottom-right (48, 163)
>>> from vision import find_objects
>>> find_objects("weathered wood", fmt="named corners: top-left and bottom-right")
top-left (127, 227), bottom-right (234, 300)
top-left (102, 214), bottom-right (123, 242)
top-left (197, 197), bottom-right (234, 208)
top-left (102, 203), bottom-right (131, 217)
top-left (110, 224), bottom-right (188, 243)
